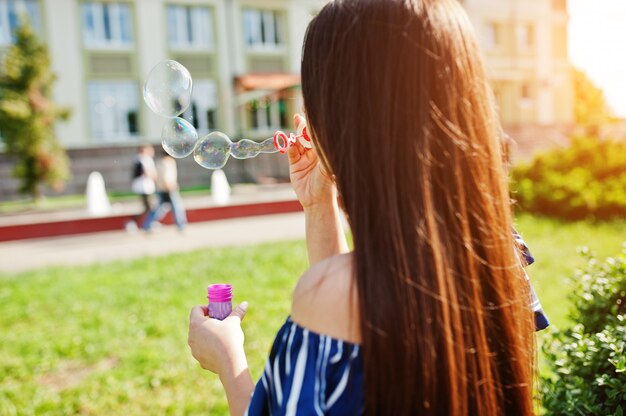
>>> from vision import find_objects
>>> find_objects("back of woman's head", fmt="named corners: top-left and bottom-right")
top-left (302, 0), bottom-right (535, 414)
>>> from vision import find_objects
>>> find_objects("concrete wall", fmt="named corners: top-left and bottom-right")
top-left (4, 120), bottom-right (600, 201)
top-left (0, 146), bottom-right (289, 201)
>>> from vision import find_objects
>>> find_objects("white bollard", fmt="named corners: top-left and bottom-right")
top-left (86, 171), bottom-right (111, 216)
top-left (211, 169), bottom-right (231, 205)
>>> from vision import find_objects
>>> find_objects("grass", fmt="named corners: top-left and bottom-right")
top-left (514, 214), bottom-right (626, 329)
top-left (1, 214), bottom-right (626, 415)
top-left (0, 241), bottom-right (308, 415)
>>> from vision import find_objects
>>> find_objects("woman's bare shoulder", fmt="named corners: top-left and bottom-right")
top-left (291, 252), bottom-right (361, 344)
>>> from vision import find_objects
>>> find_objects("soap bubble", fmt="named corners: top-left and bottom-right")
top-left (194, 132), bottom-right (232, 169)
top-left (258, 137), bottom-right (277, 153)
top-left (143, 60), bottom-right (193, 118)
top-left (142, 60), bottom-right (308, 168)
top-left (193, 135), bottom-right (283, 169)
top-left (161, 117), bottom-right (198, 158)
top-left (231, 139), bottom-right (260, 159)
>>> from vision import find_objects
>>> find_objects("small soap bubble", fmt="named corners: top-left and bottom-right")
top-left (258, 137), bottom-right (276, 153)
top-left (143, 60), bottom-right (193, 118)
top-left (161, 117), bottom-right (198, 158)
top-left (194, 132), bottom-right (232, 169)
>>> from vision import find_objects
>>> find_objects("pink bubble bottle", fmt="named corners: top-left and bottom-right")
top-left (207, 284), bottom-right (233, 320)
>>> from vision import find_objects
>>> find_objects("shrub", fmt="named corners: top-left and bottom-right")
top-left (0, 20), bottom-right (70, 200)
top-left (540, 248), bottom-right (626, 415)
top-left (511, 137), bottom-right (626, 220)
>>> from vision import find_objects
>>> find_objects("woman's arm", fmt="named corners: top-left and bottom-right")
top-left (288, 114), bottom-right (349, 265)
top-left (219, 361), bottom-right (254, 416)
top-left (188, 304), bottom-right (254, 416)
top-left (303, 197), bottom-right (349, 265)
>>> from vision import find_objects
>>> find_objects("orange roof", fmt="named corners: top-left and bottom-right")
top-left (236, 73), bottom-right (301, 91)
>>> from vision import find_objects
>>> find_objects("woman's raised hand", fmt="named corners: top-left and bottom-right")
top-left (288, 114), bottom-right (336, 209)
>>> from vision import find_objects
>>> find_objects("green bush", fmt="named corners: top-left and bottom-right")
top-left (540, 248), bottom-right (626, 415)
top-left (512, 137), bottom-right (626, 220)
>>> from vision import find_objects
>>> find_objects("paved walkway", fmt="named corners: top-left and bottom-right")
top-left (0, 212), bottom-right (307, 274)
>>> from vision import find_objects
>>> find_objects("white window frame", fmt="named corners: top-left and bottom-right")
top-left (519, 82), bottom-right (534, 108)
top-left (81, 2), bottom-right (133, 50)
top-left (87, 80), bottom-right (139, 142)
top-left (0, 0), bottom-right (41, 46)
top-left (167, 5), bottom-right (214, 51)
top-left (247, 97), bottom-right (287, 134)
top-left (484, 22), bottom-right (499, 50)
top-left (181, 80), bottom-right (218, 134)
top-left (242, 8), bottom-right (283, 51)
top-left (517, 23), bottom-right (534, 51)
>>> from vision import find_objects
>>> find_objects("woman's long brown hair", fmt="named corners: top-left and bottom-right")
top-left (301, 0), bottom-right (535, 414)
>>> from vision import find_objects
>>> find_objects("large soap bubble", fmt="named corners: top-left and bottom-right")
top-left (161, 117), bottom-right (198, 158)
top-left (143, 60), bottom-right (193, 118)
top-left (194, 132), bottom-right (233, 169)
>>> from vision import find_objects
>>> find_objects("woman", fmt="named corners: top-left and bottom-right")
top-left (188, 0), bottom-right (536, 414)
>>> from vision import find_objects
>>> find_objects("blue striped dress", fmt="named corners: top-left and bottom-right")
top-left (246, 317), bottom-right (364, 415)
top-left (513, 229), bottom-right (550, 330)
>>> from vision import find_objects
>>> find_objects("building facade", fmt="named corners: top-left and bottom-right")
top-left (0, 0), bottom-right (324, 149)
top-left (0, 0), bottom-right (573, 149)
top-left (0, 0), bottom-right (574, 199)
top-left (464, 0), bottom-right (572, 126)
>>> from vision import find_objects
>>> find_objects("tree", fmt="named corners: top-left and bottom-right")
top-left (0, 19), bottom-right (70, 200)
top-left (573, 68), bottom-right (612, 134)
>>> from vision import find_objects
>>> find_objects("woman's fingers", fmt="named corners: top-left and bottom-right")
top-left (189, 305), bottom-right (208, 323)
top-left (227, 301), bottom-right (249, 323)
top-left (288, 140), bottom-right (302, 164)
top-left (294, 113), bottom-right (305, 132)
top-left (289, 140), bottom-right (310, 164)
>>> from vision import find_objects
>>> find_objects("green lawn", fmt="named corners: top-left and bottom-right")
top-left (515, 214), bottom-right (626, 329)
top-left (1, 214), bottom-right (626, 415)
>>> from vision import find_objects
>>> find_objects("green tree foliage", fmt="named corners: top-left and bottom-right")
top-left (0, 20), bottom-right (70, 199)
top-left (541, 248), bottom-right (626, 415)
top-left (511, 136), bottom-right (626, 220)
top-left (573, 68), bottom-right (612, 133)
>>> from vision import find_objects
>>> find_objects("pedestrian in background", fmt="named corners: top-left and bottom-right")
top-left (143, 149), bottom-right (187, 232)
top-left (126, 144), bottom-right (157, 232)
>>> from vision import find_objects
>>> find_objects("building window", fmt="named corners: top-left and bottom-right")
top-left (242, 9), bottom-right (282, 49)
top-left (167, 5), bottom-right (213, 51)
top-left (484, 22), bottom-right (499, 49)
top-left (517, 24), bottom-right (534, 50)
top-left (88, 81), bottom-right (139, 142)
top-left (0, 0), bottom-right (41, 46)
top-left (247, 97), bottom-right (287, 132)
top-left (181, 80), bottom-right (217, 133)
top-left (81, 2), bottom-right (133, 49)
top-left (520, 82), bottom-right (533, 108)
top-left (553, 24), bottom-right (568, 59)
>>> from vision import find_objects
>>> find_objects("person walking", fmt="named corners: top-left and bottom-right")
top-left (127, 144), bottom-right (157, 232)
top-left (143, 149), bottom-right (187, 232)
